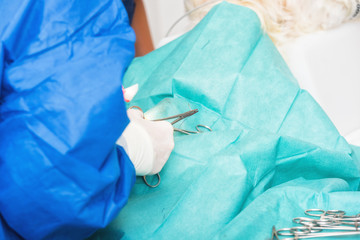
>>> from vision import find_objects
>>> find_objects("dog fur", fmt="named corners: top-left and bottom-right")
top-left (184, 0), bottom-right (360, 45)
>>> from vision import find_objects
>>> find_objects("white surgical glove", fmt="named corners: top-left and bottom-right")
top-left (117, 109), bottom-right (174, 176)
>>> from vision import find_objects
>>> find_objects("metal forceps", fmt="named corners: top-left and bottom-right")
top-left (304, 209), bottom-right (360, 228)
top-left (305, 209), bottom-right (346, 218)
top-left (153, 109), bottom-right (212, 135)
top-left (153, 109), bottom-right (199, 124)
top-left (272, 209), bottom-right (360, 240)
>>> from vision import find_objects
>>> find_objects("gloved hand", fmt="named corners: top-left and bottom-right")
top-left (117, 108), bottom-right (174, 176)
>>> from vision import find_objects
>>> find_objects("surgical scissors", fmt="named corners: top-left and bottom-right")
top-left (174, 124), bottom-right (213, 135)
top-left (303, 209), bottom-right (360, 229)
top-left (275, 230), bottom-right (360, 240)
top-left (153, 109), bottom-right (199, 124)
top-left (151, 108), bottom-right (213, 135)
top-left (305, 209), bottom-right (346, 218)
top-left (273, 209), bottom-right (360, 239)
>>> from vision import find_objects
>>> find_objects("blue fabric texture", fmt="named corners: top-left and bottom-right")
top-left (0, 0), bottom-right (136, 239)
top-left (89, 3), bottom-right (360, 240)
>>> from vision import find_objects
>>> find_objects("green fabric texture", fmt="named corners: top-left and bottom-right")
top-left (90, 2), bottom-right (360, 239)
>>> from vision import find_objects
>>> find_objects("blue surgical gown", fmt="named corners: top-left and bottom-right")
top-left (0, 0), bottom-right (136, 239)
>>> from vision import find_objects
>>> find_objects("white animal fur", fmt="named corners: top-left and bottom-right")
top-left (184, 0), bottom-right (360, 45)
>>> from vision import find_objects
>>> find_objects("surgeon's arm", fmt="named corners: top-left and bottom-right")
top-left (0, 1), bottom-right (136, 239)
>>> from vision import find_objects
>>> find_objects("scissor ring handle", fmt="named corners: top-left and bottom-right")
top-left (276, 228), bottom-right (295, 236)
top-left (129, 105), bottom-right (144, 113)
top-left (305, 209), bottom-right (326, 217)
top-left (292, 217), bottom-right (317, 225)
top-left (326, 209), bottom-right (345, 216)
top-left (290, 227), bottom-right (321, 234)
top-left (142, 173), bottom-right (161, 188)
top-left (195, 124), bottom-right (212, 132)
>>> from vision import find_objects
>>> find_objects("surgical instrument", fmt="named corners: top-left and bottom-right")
top-left (152, 109), bottom-right (213, 135)
top-left (276, 230), bottom-right (360, 240)
top-left (272, 209), bottom-right (360, 239)
top-left (174, 124), bottom-right (213, 135)
top-left (153, 109), bottom-right (199, 124)
top-left (305, 209), bottom-right (346, 218)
